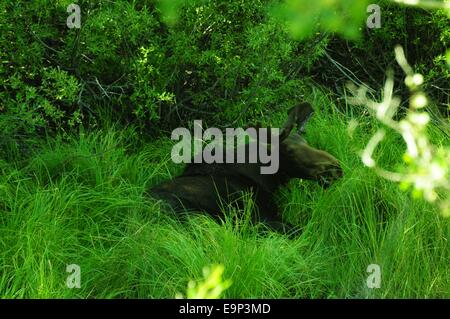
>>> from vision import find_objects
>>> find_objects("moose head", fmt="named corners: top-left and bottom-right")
top-left (276, 102), bottom-right (343, 186)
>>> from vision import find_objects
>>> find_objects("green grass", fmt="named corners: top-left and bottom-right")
top-left (0, 95), bottom-right (448, 298)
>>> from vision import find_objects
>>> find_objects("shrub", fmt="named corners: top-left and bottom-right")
top-left (0, 0), bottom-right (327, 139)
top-left (314, 0), bottom-right (450, 116)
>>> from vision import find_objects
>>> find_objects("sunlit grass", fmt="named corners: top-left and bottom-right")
top-left (0, 96), bottom-right (448, 298)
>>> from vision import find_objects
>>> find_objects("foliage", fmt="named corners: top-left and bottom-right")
top-left (271, 0), bottom-right (370, 39)
top-left (176, 264), bottom-right (232, 299)
top-left (348, 46), bottom-right (449, 216)
top-left (377, 1), bottom-right (450, 106)
top-left (0, 95), bottom-right (448, 298)
top-left (1, 0), bottom-right (448, 139)
top-left (0, 0), bottom-right (449, 300)
top-left (0, 1), bottom-right (81, 136)
top-left (316, 0), bottom-right (450, 114)
top-left (0, 0), bottom-right (328, 139)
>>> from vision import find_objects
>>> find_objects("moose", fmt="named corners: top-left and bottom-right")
top-left (150, 102), bottom-right (343, 233)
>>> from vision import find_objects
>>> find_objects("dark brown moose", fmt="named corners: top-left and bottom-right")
top-left (150, 102), bottom-right (342, 232)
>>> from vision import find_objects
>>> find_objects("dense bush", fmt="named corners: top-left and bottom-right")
top-left (0, 0), bottom-right (328, 139)
top-left (0, 2), bottom-right (78, 134)
top-left (314, 0), bottom-right (450, 116)
top-left (0, 0), bottom-right (448, 141)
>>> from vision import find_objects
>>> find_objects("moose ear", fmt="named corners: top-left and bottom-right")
top-left (296, 102), bottom-right (314, 133)
top-left (279, 102), bottom-right (314, 140)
